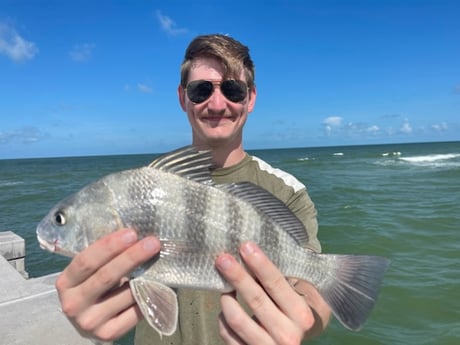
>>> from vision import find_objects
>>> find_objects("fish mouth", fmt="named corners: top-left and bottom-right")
top-left (37, 233), bottom-right (76, 258)
top-left (37, 235), bottom-right (56, 253)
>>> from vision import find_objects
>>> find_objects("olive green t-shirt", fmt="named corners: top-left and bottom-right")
top-left (135, 153), bottom-right (320, 345)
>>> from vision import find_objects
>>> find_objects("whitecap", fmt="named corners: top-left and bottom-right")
top-left (399, 153), bottom-right (460, 163)
top-left (0, 180), bottom-right (24, 187)
top-left (382, 152), bottom-right (401, 157)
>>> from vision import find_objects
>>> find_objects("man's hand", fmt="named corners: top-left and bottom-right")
top-left (216, 241), bottom-right (330, 345)
top-left (55, 229), bottom-right (160, 342)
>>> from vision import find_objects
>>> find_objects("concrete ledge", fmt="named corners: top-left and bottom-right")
top-left (0, 232), bottom-right (93, 345)
top-left (0, 231), bottom-right (27, 278)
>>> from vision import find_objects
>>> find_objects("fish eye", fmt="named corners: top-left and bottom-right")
top-left (54, 211), bottom-right (66, 226)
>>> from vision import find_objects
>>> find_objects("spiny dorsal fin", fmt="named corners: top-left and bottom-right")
top-left (148, 146), bottom-right (214, 184)
top-left (218, 182), bottom-right (309, 247)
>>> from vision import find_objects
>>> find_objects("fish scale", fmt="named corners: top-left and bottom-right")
top-left (36, 145), bottom-right (390, 338)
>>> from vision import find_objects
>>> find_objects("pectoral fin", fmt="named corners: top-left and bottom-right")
top-left (129, 277), bottom-right (178, 337)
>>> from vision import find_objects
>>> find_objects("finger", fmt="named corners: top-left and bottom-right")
top-left (218, 292), bottom-right (246, 345)
top-left (75, 283), bottom-right (143, 341)
top-left (216, 255), bottom-right (276, 345)
top-left (57, 232), bottom-right (160, 317)
top-left (238, 242), bottom-right (313, 343)
top-left (75, 282), bottom-right (136, 333)
top-left (80, 235), bottom-right (160, 301)
top-left (93, 304), bottom-right (143, 342)
top-left (218, 306), bottom-right (246, 345)
top-left (240, 241), bottom-right (309, 321)
top-left (57, 229), bottom-right (139, 289)
top-left (217, 244), bottom-right (307, 344)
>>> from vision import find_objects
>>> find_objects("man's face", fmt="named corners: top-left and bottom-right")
top-left (178, 57), bottom-right (256, 149)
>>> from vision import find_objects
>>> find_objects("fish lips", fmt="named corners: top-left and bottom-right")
top-left (37, 233), bottom-right (76, 258)
top-left (37, 234), bottom-right (56, 253)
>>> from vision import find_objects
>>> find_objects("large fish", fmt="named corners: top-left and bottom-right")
top-left (37, 146), bottom-right (390, 338)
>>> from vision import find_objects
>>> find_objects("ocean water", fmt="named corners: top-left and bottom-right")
top-left (0, 141), bottom-right (459, 345)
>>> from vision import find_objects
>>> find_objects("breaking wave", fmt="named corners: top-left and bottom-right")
top-left (398, 153), bottom-right (460, 163)
top-left (395, 153), bottom-right (460, 168)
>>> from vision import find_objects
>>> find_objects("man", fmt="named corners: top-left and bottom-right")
top-left (56, 34), bottom-right (331, 345)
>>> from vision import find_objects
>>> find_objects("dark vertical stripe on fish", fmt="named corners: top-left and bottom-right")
top-left (260, 216), bottom-right (280, 262)
top-left (226, 197), bottom-right (243, 257)
top-left (185, 184), bottom-right (208, 251)
top-left (126, 170), bottom-right (158, 236)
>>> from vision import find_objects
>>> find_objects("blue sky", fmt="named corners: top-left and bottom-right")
top-left (1, 1), bottom-right (459, 159)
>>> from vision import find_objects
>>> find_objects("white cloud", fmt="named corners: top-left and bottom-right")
top-left (323, 116), bottom-right (343, 127)
top-left (431, 122), bottom-right (448, 132)
top-left (366, 125), bottom-right (380, 134)
top-left (400, 119), bottom-right (413, 134)
top-left (155, 10), bottom-right (188, 36)
top-left (69, 43), bottom-right (95, 62)
top-left (137, 83), bottom-right (153, 93)
top-left (321, 115), bottom-right (429, 140)
top-left (0, 22), bottom-right (38, 62)
top-left (322, 116), bottom-right (343, 136)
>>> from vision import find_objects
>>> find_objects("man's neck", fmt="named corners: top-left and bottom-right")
top-left (192, 140), bottom-right (246, 168)
top-left (211, 145), bottom-right (246, 168)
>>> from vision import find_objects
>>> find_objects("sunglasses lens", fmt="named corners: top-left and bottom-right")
top-left (187, 80), bottom-right (214, 103)
top-left (186, 80), bottom-right (248, 103)
top-left (221, 80), bottom-right (248, 103)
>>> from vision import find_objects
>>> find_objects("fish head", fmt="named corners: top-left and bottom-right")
top-left (36, 178), bottom-right (124, 257)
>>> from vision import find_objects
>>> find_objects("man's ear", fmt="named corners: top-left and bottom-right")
top-left (178, 85), bottom-right (187, 111)
top-left (247, 86), bottom-right (257, 113)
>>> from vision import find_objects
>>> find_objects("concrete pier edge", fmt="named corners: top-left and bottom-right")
top-left (0, 231), bottom-right (93, 345)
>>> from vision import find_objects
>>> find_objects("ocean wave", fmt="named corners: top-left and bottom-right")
top-left (382, 151), bottom-right (401, 157)
top-left (374, 152), bottom-right (460, 168)
top-left (0, 180), bottom-right (24, 187)
top-left (399, 153), bottom-right (460, 163)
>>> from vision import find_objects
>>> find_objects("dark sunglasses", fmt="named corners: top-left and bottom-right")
top-left (185, 79), bottom-right (248, 104)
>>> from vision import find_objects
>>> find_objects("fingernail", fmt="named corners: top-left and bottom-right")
top-left (217, 256), bottom-right (233, 271)
top-left (122, 230), bottom-right (138, 244)
top-left (143, 237), bottom-right (159, 253)
top-left (241, 241), bottom-right (256, 256)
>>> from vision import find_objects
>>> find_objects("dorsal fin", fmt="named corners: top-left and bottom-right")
top-left (148, 146), bottom-right (214, 184)
top-left (218, 182), bottom-right (309, 247)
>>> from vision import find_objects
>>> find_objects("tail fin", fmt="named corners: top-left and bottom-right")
top-left (315, 254), bottom-right (390, 331)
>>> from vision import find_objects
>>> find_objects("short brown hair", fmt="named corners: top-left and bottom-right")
top-left (180, 34), bottom-right (255, 90)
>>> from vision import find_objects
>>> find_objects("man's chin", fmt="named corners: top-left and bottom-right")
top-left (198, 134), bottom-right (234, 147)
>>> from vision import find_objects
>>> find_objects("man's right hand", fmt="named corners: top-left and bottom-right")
top-left (55, 229), bottom-right (160, 342)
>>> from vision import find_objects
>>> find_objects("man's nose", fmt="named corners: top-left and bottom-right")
top-left (207, 86), bottom-right (227, 111)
